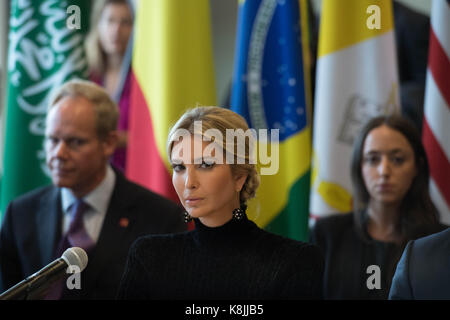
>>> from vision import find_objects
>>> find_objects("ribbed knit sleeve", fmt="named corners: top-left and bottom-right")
top-left (277, 243), bottom-right (324, 299)
top-left (117, 237), bottom-right (153, 299)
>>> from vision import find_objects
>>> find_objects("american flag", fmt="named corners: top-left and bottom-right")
top-left (422, 0), bottom-right (450, 223)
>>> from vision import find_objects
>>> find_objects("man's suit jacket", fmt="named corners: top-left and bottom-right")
top-left (389, 227), bottom-right (450, 300)
top-left (0, 170), bottom-right (187, 299)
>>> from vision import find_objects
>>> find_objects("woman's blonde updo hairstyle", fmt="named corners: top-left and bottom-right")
top-left (167, 106), bottom-right (260, 207)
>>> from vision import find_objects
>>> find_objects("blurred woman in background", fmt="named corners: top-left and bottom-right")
top-left (85, 0), bottom-right (134, 172)
top-left (310, 115), bottom-right (446, 299)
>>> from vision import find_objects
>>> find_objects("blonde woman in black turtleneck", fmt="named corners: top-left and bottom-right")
top-left (117, 106), bottom-right (324, 300)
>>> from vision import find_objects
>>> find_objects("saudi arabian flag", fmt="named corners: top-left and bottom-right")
top-left (0, 0), bottom-right (91, 218)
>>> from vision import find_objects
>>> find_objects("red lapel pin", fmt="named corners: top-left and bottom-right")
top-left (119, 217), bottom-right (129, 228)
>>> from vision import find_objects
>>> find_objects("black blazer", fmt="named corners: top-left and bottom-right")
top-left (389, 227), bottom-right (450, 300)
top-left (310, 212), bottom-right (446, 299)
top-left (0, 170), bottom-right (186, 299)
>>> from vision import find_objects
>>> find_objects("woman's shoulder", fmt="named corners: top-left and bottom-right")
top-left (247, 229), bottom-right (324, 299)
top-left (308, 212), bottom-right (359, 247)
top-left (313, 212), bottom-right (355, 232)
top-left (254, 228), bottom-right (323, 261)
top-left (254, 231), bottom-right (324, 280)
top-left (130, 231), bottom-right (194, 255)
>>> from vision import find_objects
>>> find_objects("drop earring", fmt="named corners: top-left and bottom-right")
top-left (183, 212), bottom-right (192, 223)
top-left (232, 208), bottom-right (245, 221)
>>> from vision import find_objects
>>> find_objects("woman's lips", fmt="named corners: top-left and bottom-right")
top-left (376, 183), bottom-right (394, 192)
top-left (185, 198), bottom-right (204, 206)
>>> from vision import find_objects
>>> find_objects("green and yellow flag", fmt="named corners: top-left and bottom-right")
top-left (231, 0), bottom-right (313, 241)
top-left (1, 0), bottom-right (91, 218)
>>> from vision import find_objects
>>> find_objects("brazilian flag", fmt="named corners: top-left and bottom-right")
top-left (231, 0), bottom-right (312, 241)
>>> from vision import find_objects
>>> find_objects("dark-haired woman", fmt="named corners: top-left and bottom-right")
top-left (310, 115), bottom-right (447, 299)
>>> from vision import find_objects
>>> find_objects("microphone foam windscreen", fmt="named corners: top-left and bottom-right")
top-left (62, 247), bottom-right (88, 272)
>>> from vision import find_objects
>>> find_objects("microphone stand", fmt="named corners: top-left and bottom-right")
top-left (0, 259), bottom-right (67, 300)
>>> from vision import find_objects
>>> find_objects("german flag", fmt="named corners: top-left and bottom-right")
top-left (126, 0), bottom-right (217, 202)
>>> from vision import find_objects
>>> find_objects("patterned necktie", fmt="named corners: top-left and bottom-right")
top-left (45, 200), bottom-right (94, 300)
top-left (57, 199), bottom-right (95, 256)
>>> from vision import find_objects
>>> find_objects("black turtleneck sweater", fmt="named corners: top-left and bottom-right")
top-left (117, 215), bottom-right (324, 300)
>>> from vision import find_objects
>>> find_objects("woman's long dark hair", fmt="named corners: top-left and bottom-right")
top-left (350, 115), bottom-right (440, 243)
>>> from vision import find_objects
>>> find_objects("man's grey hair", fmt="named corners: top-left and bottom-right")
top-left (48, 79), bottom-right (119, 139)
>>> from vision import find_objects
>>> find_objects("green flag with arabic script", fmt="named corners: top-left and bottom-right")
top-left (0, 0), bottom-right (91, 218)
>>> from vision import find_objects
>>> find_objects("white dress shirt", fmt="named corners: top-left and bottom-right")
top-left (60, 166), bottom-right (116, 243)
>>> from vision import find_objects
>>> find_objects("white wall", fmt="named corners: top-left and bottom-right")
top-left (210, 0), bottom-right (238, 106)
top-left (394, 0), bottom-right (431, 15)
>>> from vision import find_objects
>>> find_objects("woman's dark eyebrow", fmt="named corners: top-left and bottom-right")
top-left (388, 149), bottom-right (408, 155)
top-left (363, 150), bottom-right (380, 155)
top-left (364, 148), bottom-right (407, 155)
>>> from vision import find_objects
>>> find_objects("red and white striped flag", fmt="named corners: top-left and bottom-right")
top-left (422, 0), bottom-right (450, 224)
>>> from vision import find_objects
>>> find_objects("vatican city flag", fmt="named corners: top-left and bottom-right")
top-left (310, 0), bottom-right (400, 221)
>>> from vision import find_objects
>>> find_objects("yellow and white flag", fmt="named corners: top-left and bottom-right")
top-left (310, 0), bottom-right (400, 221)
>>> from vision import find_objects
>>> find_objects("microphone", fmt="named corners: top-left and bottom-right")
top-left (0, 247), bottom-right (88, 300)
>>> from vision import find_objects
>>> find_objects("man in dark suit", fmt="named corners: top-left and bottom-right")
top-left (0, 79), bottom-right (187, 299)
top-left (389, 227), bottom-right (450, 300)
